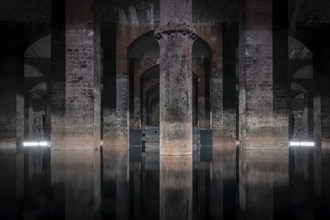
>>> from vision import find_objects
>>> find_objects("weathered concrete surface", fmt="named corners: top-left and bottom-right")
top-left (156, 0), bottom-right (197, 156)
top-left (239, 0), bottom-right (287, 148)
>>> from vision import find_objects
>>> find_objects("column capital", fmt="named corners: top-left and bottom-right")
top-left (154, 23), bottom-right (198, 42)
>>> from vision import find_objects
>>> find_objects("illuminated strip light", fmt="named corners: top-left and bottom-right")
top-left (23, 141), bottom-right (50, 147)
top-left (289, 141), bottom-right (315, 147)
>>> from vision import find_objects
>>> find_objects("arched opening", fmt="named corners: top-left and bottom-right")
top-left (127, 30), bottom-right (212, 146)
top-left (289, 36), bottom-right (314, 141)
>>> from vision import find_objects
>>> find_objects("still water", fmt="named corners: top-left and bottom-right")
top-left (18, 144), bottom-right (330, 220)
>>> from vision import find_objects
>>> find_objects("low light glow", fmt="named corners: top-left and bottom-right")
top-left (289, 141), bottom-right (315, 147)
top-left (23, 141), bottom-right (50, 147)
top-left (289, 142), bottom-right (300, 146)
top-left (300, 141), bottom-right (315, 147)
top-left (23, 142), bottom-right (39, 147)
top-left (39, 141), bottom-right (49, 147)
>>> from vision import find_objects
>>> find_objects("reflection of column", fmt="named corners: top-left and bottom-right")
top-left (210, 150), bottom-right (223, 219)
top-left (290, 148), bottom-right (314, 219)
top-left (0, 55), bottom-right (24, 219)
top-left (239, 150), bottom-right (289, 220)
top-left (64, 0), bottom-right (101, 219)
top-left (160, 156), bottom-right (192, 220)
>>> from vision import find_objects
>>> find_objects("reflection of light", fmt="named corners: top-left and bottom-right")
top-left (23, 142), bottom-right (39, 147)
top-left (23, 141), bottom-right (50, 147)
top-left (300, 141), bottom-right (315, 147)
top-left (289, 141), bottom-right (315, 147)
top-left (289, 142), bottom-right (300, 146)
top-left (39, 141), bottom-right (49, 147)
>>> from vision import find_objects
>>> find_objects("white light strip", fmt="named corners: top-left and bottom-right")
top-left (23, 141), bottom-right (50, 147)
top-left (289, 141), bottom-right (315, 147)
top-left (300, 141), bottom-right (315, 147)
top-left (23, 142), bottom-right (39, 147)
top-left (289, 141), bottom-right (300, 146)
top-left (39, 141), bottom-right (49, 147)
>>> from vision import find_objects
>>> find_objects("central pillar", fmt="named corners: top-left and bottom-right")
top-left (156, 1), bottom-right (196, 220)
top-left (155, 0), bottom-right (197, 155)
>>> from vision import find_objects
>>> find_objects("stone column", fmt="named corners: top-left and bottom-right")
top-left (239, 0), bottom-right (289, 148)
top-left (58, 0), bottom-right (102, 219)
top-left (155, 1), bottom-right (196, 220)
top-left (155, 0), bottom-right (197, 155)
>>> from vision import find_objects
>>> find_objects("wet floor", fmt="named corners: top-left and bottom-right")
top-left (2, 144), bottom-right (330, 220)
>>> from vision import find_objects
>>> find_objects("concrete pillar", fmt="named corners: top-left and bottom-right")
top-left (239, 0), bottom-right (289, 148)
top-left (0, 55), bottom-right (24, 220)
top-left (155, 0), bottom-right (197, 155)
top-left (155, 0), bottom-right (196, 219)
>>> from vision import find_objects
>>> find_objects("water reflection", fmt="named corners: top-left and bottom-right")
top-left (2, 143), bottom-right (330, 219)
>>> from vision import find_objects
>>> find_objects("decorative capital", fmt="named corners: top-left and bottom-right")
top-left (154, 23), bottom-right (198, 42)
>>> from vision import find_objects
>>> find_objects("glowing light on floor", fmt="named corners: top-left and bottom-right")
top-left (289, 141), bottom-right (315, 147)
top-left (23, 141), bottom-right (50, 147)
